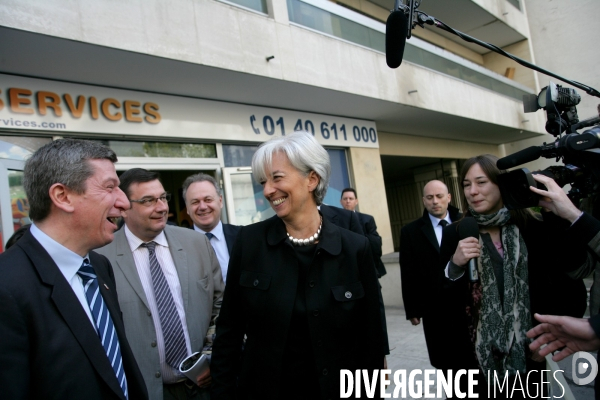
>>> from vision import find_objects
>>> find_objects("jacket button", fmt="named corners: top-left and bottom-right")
top-left (313, 309), bottom-right (319, 317)
top-left (317, 340), bottom-right (323, 347)
top-left (345, 291), bottom-right (352, 299)
top-left (253, 279), bottom-right (259, 286)
top-left (147, 310), bottom-right (151, 316)
top-left (322, 368), bottom-right (328, 376)
top-left (309, 281), bottom-right (315, 288)
top-left (151, 341), bottom-right (157, 347)
top-left (155, 372), bottom-right (161, 378)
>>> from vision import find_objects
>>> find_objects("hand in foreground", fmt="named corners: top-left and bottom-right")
top-left (530, 174), bottom-right (582, 223)
top-left (410, 318), bottom-right (421, 326)
top-left (526, 313), bottom-right (600, 362)
top-left (197, 367), bottom-right (212, 388)
top-left (452, 237), bottom-right (481, 267)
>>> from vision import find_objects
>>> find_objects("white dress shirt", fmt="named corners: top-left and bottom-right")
top-left (428, 212), bottom-right (452, 246)
top-left (29, 223), bottom-right (95, 327)
top-left (194, 221), bottom-right (229, 283)
top-left (124, 225), bottom-right (192, 383)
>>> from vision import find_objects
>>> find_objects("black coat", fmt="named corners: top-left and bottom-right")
top-left (439, 212), bottom-right (589, 370)
top-left (357, 212), bottom-right (387, 278)
top-left (320, 204), bottom-right (389, 354)
top-left (223, 223), bottom-right (242, 255)
top-left (210, 215), bottom-right (384, 399)
top-left (399, 205), bottom-right (462, 369)
top-left (0, 231), bottom-right (148, 400)
top-left (319, 204), bottom-right (364, 235)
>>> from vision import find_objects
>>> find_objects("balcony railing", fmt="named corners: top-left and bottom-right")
top-left (287, 0), bottom-right (534, 101)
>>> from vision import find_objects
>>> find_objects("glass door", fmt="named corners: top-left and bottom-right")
top-left (0, 136), bottom-right (52, 252)
top-left (0, 159), bottom-right (27, 252)
top-left (222, 167), bottom-right (274, 226)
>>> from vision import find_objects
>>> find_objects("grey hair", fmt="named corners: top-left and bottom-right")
top-left (251, 131), bottom-right (330, 205)
top-left (182, 173), bottom-right (221, 203)
top-left (24, 138), bottom-right (118, 222)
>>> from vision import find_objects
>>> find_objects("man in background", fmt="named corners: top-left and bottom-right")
top-left (340, 187), bottom-right (386, 278)
top-left (0, 139), bottom-right (147, 399)
top-left (182, 173), bottom-right (241, 283)
top-left (97, 168), bottom-right (224, 400)
top-left (399, 179), bottom-right (461, 370)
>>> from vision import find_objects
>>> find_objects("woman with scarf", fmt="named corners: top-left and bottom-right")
top-left (439, 154), bottom-right (589, 398)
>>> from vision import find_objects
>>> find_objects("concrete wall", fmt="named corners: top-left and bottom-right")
top-left (524, 0), bottom-right (600, 121)
top-left (501, 0), bottom-right (600, 171)
top-left (472, 0), bottom-right (530, 38)
top-left (0, 0), bottom-right (541, 134)
top-left (380, 253), bottom-right (403, 308)
top-left (349, 147), bottom-right (394, 255)
top-left (483, 40), bottom-right (536, 90)
top-left (378, 132), bottom-right (502, 158)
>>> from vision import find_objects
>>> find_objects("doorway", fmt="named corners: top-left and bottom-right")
top-left (117, 169), bottom-right (218, 228)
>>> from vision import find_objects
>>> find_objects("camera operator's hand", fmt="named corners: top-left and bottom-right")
top-left (529, 174), bottom-right (583, 223)
top-left (526, 313), bottom-right (600, 362)
top-left (452, 237), bottom-right (481, 266)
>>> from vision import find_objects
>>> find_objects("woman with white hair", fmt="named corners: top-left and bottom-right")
top-left (210, 131), bottom-right (385, 399)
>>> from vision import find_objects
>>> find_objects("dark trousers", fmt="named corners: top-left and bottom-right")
top-left (163, 381), bottom-right (209, 400)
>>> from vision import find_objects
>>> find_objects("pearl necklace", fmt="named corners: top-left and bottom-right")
top-left (287, 217), bottom-right (322, 246)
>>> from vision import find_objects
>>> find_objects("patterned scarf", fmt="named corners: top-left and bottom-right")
top-left (468, 207), bottom-right (531, 377)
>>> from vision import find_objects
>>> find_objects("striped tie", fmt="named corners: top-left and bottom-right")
top-left (78, 259), bottom-right (128, 399)
top-left (141, 242), bottom-right (188, 370)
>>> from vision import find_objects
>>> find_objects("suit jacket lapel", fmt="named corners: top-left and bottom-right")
top-left (113, 229), bottom-right (150, 310)
top-left (164, 227), bottom-right (189, 313)
top-left (320, 205), bottom-right (339, 226)
top-left (420, 213), bottom-right (440, 252)
top-left (223, 224), bottom-right (235, 255)
top-left (21, 233), bottom-right (125, 399)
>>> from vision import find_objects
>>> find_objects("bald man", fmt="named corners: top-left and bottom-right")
top-left (399, 180), bottom-right (462, 371)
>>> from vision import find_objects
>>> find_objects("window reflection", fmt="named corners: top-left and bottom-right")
top-left (9, 171), bottom-right (31, 230)
top-left (95, 140), bottom-right (217, 158)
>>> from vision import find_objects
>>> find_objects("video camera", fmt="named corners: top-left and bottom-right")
top-left (496, 82), bottom-right (600, 210)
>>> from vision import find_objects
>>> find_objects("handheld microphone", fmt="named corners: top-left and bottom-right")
top-left (496, 146), bottom-right (542, 170)
top-left (385, 10), bottom-right (408, 68)
top-left (457, 217), bottom-right (480, 282)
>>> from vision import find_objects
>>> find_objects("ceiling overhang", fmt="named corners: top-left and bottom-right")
top-left (0, 26), bottom-right (539, 145)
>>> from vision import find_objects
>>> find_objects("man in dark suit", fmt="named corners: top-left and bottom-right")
top-left (182, 173), bottom-right (241, 283)
top-left (319, 203), bottom-right (364, 236)
top-left (0, 139), bottom-right (148, 399)
top-left (399, 179), bottom-right (461, 370)
top-left (340, 187), bottom-right (386, 277)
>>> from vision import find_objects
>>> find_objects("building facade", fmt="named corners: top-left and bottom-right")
top-left (0, 0), bottom-right (597, 253)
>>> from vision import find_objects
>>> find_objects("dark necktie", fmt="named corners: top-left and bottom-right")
top-left (439, 220), bottom-right (449, 227)
top-left (78, 259), bottom-right (128, 399)
top-left (141, 242), bottom-right (188, 369)
top-left (205, 232), bottom-right (214, 240)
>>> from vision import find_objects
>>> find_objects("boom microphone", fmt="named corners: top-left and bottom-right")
top-left (496, 146), bottom-right (542, 170)
top-left (457, 217), bottom-right (480, 282)
top-left (385, 10), bottom-right (408, 69)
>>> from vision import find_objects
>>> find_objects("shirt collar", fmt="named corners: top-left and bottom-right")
top-left (124, 224), bottom-right (169, 251)
top-left (194, 220), bottom-right (224, 241)
top-left (428, 212), bottom-right (451, 227)
top-left (29, 223), bottom-right (87, 281)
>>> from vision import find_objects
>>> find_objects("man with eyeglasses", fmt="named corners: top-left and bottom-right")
top-left (96, 168), bottom-right (224, 400)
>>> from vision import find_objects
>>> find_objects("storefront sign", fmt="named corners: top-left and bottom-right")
top-left (0, 74), bottom-right (378, 148)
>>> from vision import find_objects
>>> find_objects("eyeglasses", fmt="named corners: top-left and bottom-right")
top-left (129, 193), bottom-right (171, 207)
